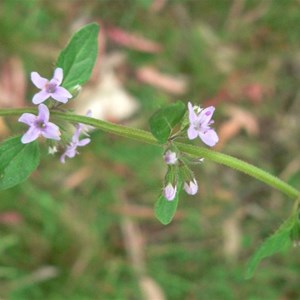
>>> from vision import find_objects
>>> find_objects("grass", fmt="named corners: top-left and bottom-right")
top-left (1, 0), bottom-right (300, 299)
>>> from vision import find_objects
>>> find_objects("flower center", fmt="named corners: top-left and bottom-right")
top-left (35, 120), bottom-right (46, 129)
top-left (45, 82), bottom-right (57, 93)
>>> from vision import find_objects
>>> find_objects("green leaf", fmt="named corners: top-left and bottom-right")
top-left (149, 101), bottom-right (186, 144)
top-left (155, 183), bottom-right (181, 225)
top-left (56, 23), bottom-right (99, 90)
top-left (245, 215), bottom-right (295, 279)
top-left (0, 136), bottom-right (40, 190)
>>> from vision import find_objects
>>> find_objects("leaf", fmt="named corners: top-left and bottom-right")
top-left (155, 183), bottom-right (181, 225)
top-left (149, 101), bottom-right (186, 144)
top-left (56, 23), bottom-right (99, 90)
top-left (0, 136), bottom-right (40, 190)
top-left (245, 215), bottom-right (295, 279)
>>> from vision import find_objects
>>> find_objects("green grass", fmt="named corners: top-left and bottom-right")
top-left (1, 0), bottom-right (300, 299)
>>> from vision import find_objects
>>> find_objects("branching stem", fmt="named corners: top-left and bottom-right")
top-left (1, 107), bottom-right (299, 199)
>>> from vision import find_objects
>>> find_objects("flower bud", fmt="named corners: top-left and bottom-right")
top-left (163, 150), bottom-right (178, 165)
top-left (184, 179), bottom-right (198, 195)
top-left (163, 183), bottom-right (177, 201)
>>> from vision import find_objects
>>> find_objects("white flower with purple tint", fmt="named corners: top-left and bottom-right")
top-left (184, 179), bottom-right (198, 195)
top-left (18, 104), bottom-right (61, 144)
top-left (31, 68), bottom-right (72, 104)
top-left (163, 150), bottom-right (178, 165)
top-left (187, 102), bottom-right (219, 147)
top-left (163, 183), bottom-right (177, 201)
top-left (60, 113), bottom-right (92, 163)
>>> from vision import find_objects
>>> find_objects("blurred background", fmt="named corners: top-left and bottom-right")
top-left (0, 0), bottom-right (300, 299)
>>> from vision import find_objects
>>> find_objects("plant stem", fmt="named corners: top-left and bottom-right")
top-left (1, 107), bottom-right (299, 199)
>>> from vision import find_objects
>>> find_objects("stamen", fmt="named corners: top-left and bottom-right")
top-left (45, 82), bottom-right (57, 93)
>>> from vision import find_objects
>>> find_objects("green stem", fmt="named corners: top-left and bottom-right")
top-left (1, 107), bottom-right (299, 199)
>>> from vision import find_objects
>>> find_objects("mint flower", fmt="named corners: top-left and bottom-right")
top-left (18, 104), bottom-right (61, 144)
top-left (184, 179), bottom-right (198, 195)
top-left (31, 68), bottom-right (72, 104)
top-left (60, 113), bottom-right (92, 163)
top-left (187, 102), bottom-right (219, 147)
top-left (163, 183), bottom-right (177, 201)
top-left (163, 150), bottom-right (178, 165)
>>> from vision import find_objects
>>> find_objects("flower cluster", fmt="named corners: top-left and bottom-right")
top-left (162, 150), bottom-right (200, 201)
top-left (18, 68), bottom-right (91, 162)
top-left (161, 102), bottom-right (219, 201)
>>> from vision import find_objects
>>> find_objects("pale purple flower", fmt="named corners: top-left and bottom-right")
top-left (184, 179), bottom-right (198, 195)
top-left (187, 102), bottom-right (219, 147)
top-left (31, 68), bottom-right (72, 104)
top-left (60, 112), bottom-right (92, 163)
top-left (18, 104), bottom-right (61, 144)
top-left (163, 183), bottom-right (177, 201)
top-left (163, 150), bottom-right (178, 165)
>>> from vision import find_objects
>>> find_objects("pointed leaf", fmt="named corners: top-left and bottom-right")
top-left (0, 136), bottom-right (40, 190)
top-left (56, 23), bottom-right (99, 89)
top-left (245, 215), bottom-right (295, 279)
top-left (149, 101), bottom-right (186, 144)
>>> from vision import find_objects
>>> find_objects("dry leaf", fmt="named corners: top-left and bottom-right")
top-left (120, 191), bottom-right (166, 300)
top-left (75, 52), bottom-right (139, 122)
top-left (0, 211), bottom-right (23, 225)
top-left (0, 57), bottom-right (26, 108)
top-left (136, 66), bottom-right (188, 95)
top-left (150, 0), bottom-right (168, 12)
top-left (243, 83), bottom-right (264, 103)
top-left (216, 105), bottom-right (259, 149)
top-left (106, 26), bottom-right (162, 53)
top-left (63, 166), bottom-right (93, 189)
top-left (222, 209), bottom-right (244, 261)
top-left (0, 118), bottom-right (10, 137)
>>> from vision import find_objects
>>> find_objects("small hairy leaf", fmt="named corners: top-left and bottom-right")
top-left (155, 183), bottom-right (181, 225)
top-left (0, 136), bottom-right (40, 190)
top-left (245, 215), bottom-right (295, 279)
top-left (56, 23), bottom-right (99, 90)
top-left (149, 101), bottom-right (186, 144)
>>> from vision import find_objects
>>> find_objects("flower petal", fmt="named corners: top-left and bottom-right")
top-left (77, 138), bottom-right (91, 147)
top-left (53, 68), bottom-right (63, 85)
top-left (31, 72), bottom-right (48, 89)
top-left (37, 103), bottom-right (50, 123)
top-left (42, 122), bottom-right (61, 140)
top-left (18, 113), bottom-right (36, 125)
top-left (188, 102), bottom-right (198, 124)
top-left (199, 129), bottom-right (219, 147)
top-left (32, 90), bottom-right (50, 104)
top-left (21, 127), bottom-right (40, 144)
top-left (199, 106), bottom-right (215, 126)
top-left (61, 144), bottom-right (77, 163)
top-left (51, 86), bottom-right (72, 103)
top-left (187, 125), bottom-right (198, 140)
